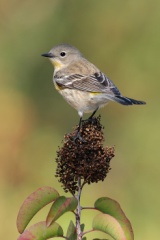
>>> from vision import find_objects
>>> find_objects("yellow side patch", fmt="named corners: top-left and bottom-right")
top-left (89, 92), bottom-right (101, 96)
top-left (54, 83), bottom-right (61, 91)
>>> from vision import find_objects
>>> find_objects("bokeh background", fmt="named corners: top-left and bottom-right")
top-left (0, 0), bottom-right (159, 239)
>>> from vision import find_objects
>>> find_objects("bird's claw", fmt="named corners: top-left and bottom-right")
top-left (72, 131), bottom-right (87, 143)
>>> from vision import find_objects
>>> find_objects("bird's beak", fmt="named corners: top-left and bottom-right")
top-left (41, 52), bottom-right (54, 58)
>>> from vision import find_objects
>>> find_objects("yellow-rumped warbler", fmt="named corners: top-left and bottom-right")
top-left (42, 43), bottom-right (146, 137)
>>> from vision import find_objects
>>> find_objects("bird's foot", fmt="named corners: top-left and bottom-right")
top-left (72, 131), bottom-right (87, 143)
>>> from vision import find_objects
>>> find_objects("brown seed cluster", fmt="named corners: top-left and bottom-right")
top-left (55, 116), bottom-right (115, 194)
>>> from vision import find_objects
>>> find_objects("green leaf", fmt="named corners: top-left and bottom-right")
top-left (17, 186), bottom-right (59, 233)
top-left (93, 197), bottom-right (134, 240)
top-left (17, 221), bottom-right (63, 240)
top-left (46, 196), bottom-right (78, 226)
top-left (65, 221), bottom-right (85, 240)
top-left (66, 220), bottom-right (77, 240)
top-left (81, 223), bottom-right (85, 232)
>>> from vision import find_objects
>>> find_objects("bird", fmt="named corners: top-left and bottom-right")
top-left (41, 43), bottom-right (146, 139)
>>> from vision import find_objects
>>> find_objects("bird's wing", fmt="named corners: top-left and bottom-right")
top-left (55, 72), bottom-right (121, 96)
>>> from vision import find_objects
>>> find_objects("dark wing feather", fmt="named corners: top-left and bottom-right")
top-left (55, 72), bottom-right (121, 96)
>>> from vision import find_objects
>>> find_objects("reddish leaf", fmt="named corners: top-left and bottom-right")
top-left (17, 221), bottom-right (63, 240)
top-left (17, 187), bottom-right (59, 233)
top-left (93, 197), bottom-right (134, 240)
top-left (46, 196), bottom-right (78, 226)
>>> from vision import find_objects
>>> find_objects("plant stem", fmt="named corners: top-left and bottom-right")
top-left (76, 177), bottom-right (82, 240)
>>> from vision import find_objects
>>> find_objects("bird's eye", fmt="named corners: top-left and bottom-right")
top-left (60, 51), bottom-right (66, 57)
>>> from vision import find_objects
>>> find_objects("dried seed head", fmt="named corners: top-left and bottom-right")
top-left (55, 116), bottom-right (114, 194)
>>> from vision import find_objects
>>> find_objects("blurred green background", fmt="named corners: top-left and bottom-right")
top-left (0, 0), bottom-right (159, 239)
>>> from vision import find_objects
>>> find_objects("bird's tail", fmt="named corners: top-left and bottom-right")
top-left (114, 95), bottom-right (146, 105)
